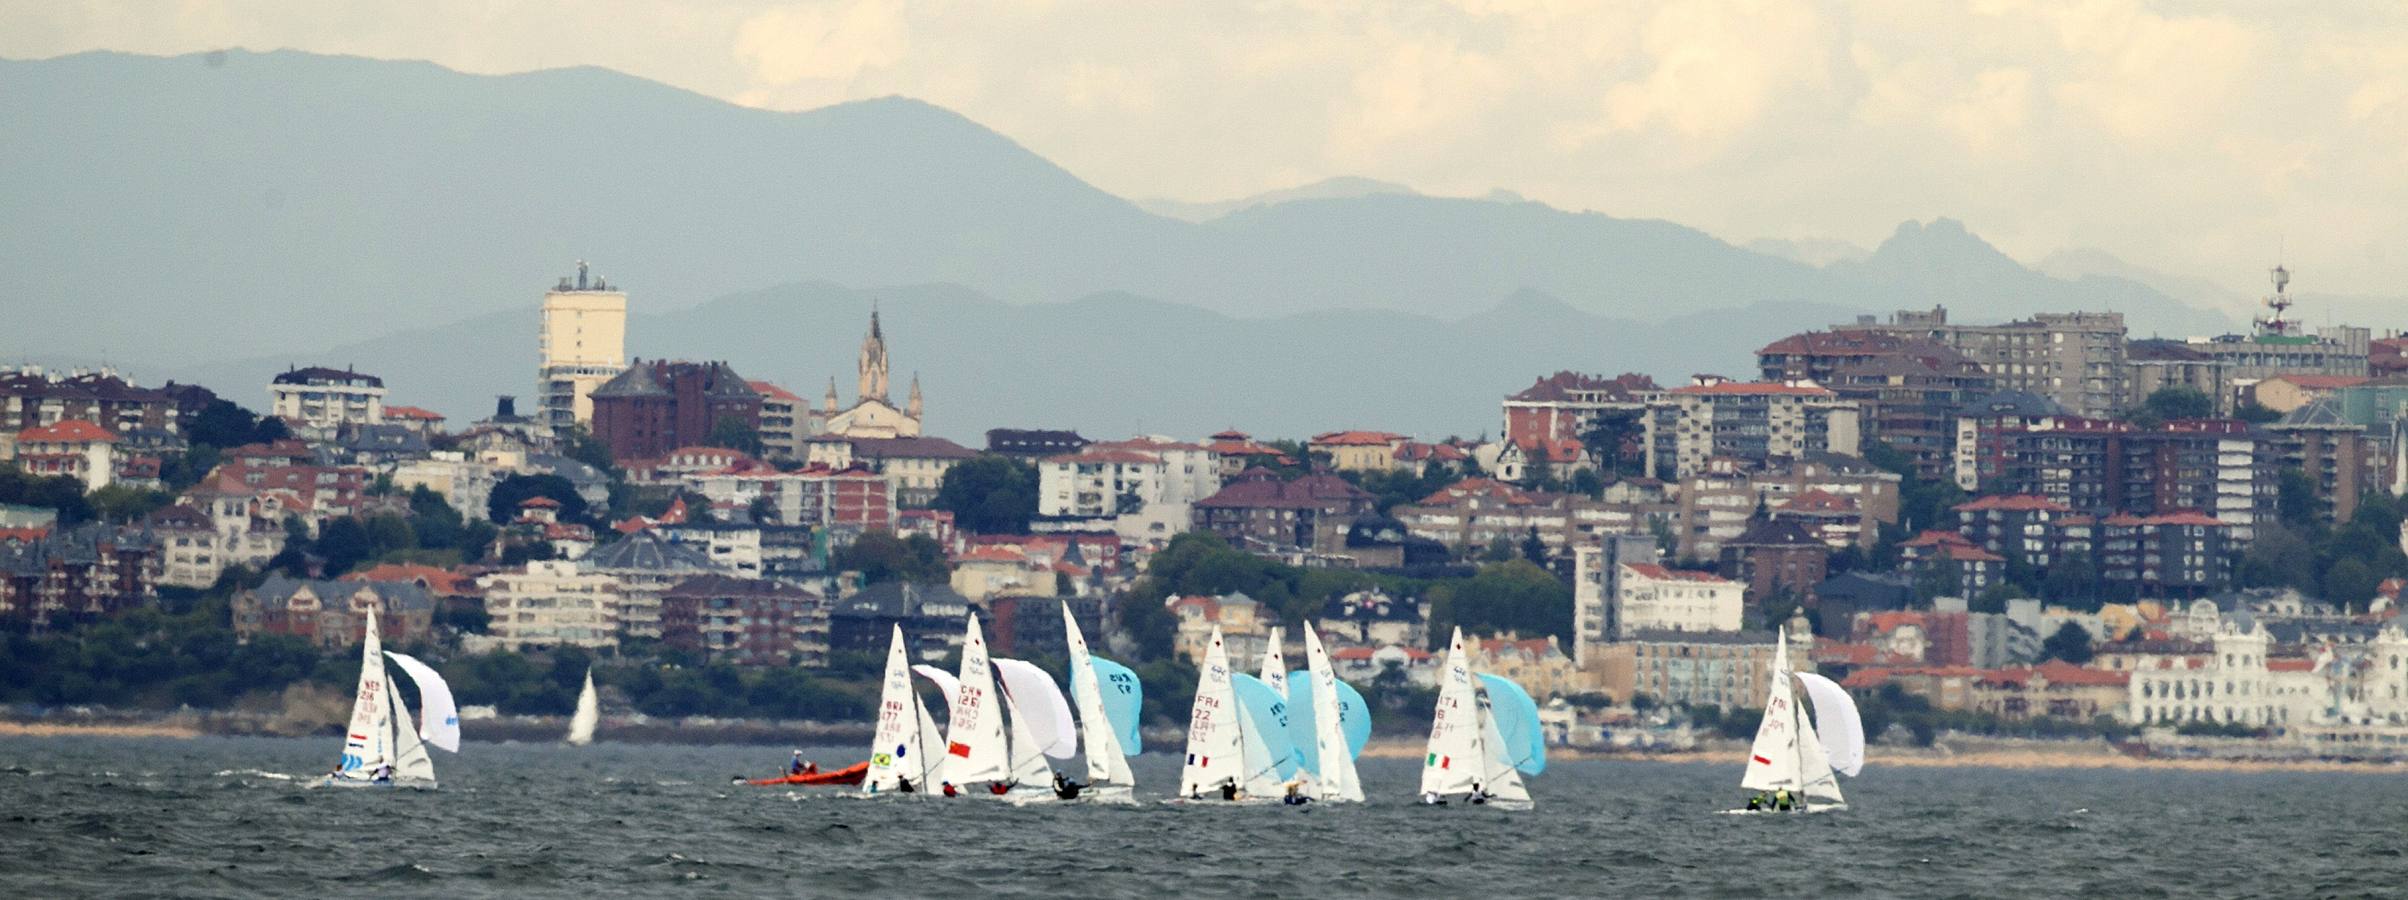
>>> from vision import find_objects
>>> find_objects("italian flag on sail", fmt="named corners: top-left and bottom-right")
top-left (1427, 753), bottom-right (1449, 769)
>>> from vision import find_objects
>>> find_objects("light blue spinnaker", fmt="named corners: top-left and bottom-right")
top-left (1089, 657), bottom-right (1144, 756)
top-left (1284, 670), bottom-right (1372, 776)
top-left (1232, 673), bottom-right (1301, 779)
top-left (1477, 673), bottom-right (1546, 776)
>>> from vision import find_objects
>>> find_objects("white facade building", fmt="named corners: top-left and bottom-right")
top-left (1036, 437), bottom-right (1221, 545)
top-left (1613, 563), bottom-right (1743, 639)
top-left (479, 560), bottom-right (624, 652)
top-left (269, 366), bottom-right (386, 435)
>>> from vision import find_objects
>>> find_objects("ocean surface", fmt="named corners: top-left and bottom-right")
top-left (2, 735), bottom-right (2402, 899)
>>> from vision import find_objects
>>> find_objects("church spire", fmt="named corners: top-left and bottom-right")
top-left (907, 372), bottom-right (923, 419)
top-left (857, 306), bottom-right (890, 402)
top-left (825, 377), bottom-right (840, 414)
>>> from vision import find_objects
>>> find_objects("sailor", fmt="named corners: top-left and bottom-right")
top-left (1774, 788), bottom-right (1794, 811)
top-left (897, 776), bottom-right (916, 794)
top-left (988, 781), bottom-right (1011, 796)
top-left (789, 751), bottom-right (808, 776)
top-left (372, 764), bottom-right (393, 784)
top-left (941, 781), bottom-right (959, 798)
top-left (1746, 794), bottom-right (1763, 812)
top-left (1052, 771), bottom-right (1085, 801)
top-left (1469, 782), bottom-right (1488, 805)
top-left (1281, 778), bottom-right (1310, 806)
top-left (1421, 790), bottom-right (1446, 806)
top-left (1219, 777), bottom-right (1239, 801)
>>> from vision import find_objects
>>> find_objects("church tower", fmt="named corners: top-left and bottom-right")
top-left (857, 308), bottom-right (890, 402)
top-left (907, 373), bottom-right (923, 419)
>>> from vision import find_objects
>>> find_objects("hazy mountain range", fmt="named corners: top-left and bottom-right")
top-left (2, 49), bottom-right (2262, 438)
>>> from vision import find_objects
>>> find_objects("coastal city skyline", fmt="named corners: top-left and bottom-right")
top-left (9, 5), bottom-right (2408, 896)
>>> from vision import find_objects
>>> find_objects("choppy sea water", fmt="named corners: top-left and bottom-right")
top-left (2, 735), bottom-right (2403, 898)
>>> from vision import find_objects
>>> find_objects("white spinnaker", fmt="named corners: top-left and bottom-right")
top-left (1178, 626), bottom-right (1246, 797)
top-left (1477, 699), bottom-right (1530, 805)
top-left (1302, 626), bottom-right (1363, 803)
top-left (1420, 627), bottom-right (1482, 797)
top-left (867, 626), bottom-right (931, 793)
top-left (1003, 691), bottom-right (1056, 790)
top-left (383, 651), bottom-right (460, 753)
top-left (566, 669), bottom-right (599, 746)
top-left (1063, 603), bottom-right (1133, 790)
top-left (336, 614), bottom-right (392, 777)
top-left (994, 658), bottom-right (1078, 760)
top-left (941, 614), bottom-right (1013, 786)
top-left (1794, 671), bottom-right (1865, 777)
top-left (913, 664), bottom-right (960, 715)
top-left (1740, 629), bottom-right (1803, 793)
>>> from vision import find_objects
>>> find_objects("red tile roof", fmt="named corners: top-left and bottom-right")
top-left (2267, 658), bottom-right (2316, 673)
top-left (1416, 478), bottom-right (1537, 507)
top-left (745, 380), bottom-right (805, 404)
top-left (1900, 529), bottom-right (1974, 548)
top-left (519, 496), bottom-right (562, 509)
top-left (16, 419), bottom-right (118, 443)
top-left (1309, 430), bottom-right (1407, 447)
top-left (1779, 489), bottom-right (1859, 514)
top-left (382, 405), bottom-right (445, 421)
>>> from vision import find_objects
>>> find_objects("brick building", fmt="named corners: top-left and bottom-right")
top-left (660, 574), bottom-right (829, 666)
top-left (588, 360), bottom-right (762, 463)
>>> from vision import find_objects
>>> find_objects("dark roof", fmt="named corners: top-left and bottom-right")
top-left (1956, 389), bottom-right (2070, 419)
top-left (702, 363), bottom-right (760, 400)
top-left (272, 366), bottom-right (384, 387)
top-left (338, 424), bottom-right (430, 455)
top-left (812, 436), bottom-right (979, 460)
top-left (590, 362), bottom-right (670, 399)
top-left (1507, 371), bottom-right (1657, 403)
top-left (1814, 571), bottom-right (1914, 608)
top-left (583, 531), bottom-right (721, 572)
top-left (831, 582), bottom-right (972, 620)
top-left (1724, 518), bottom-right (1827, 549)
top-left (247, 574), bottom-right (434, 613)
top-left (1196, 474), bottom-right (1372, 509)
top-left (986, 429), bottom-right (1089, 454)
top-left (663, 573), bottom-right (814, 599)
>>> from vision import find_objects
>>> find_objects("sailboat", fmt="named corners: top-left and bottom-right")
top-left (865, 625), bottom-right (943, 795)
top-left (936, 612), bottom-right (1055, 801)
top-left (1733, 627), bottom-right (1864, 813)
top-left (320, 613), bottom-right (457, 789)
top-left (1289, 625), bottom-right (1366, 803)
top-left (1063, 602), bottom-right (1140, 802)
top-left (994, 657), bottom-right (1078, 803)
top-left (566, 668), bottom-right (599, 746)
top-left (1175, 625), bottom-right (1257, 803)
top-left (1415, 628), bottom-right (1547, 808)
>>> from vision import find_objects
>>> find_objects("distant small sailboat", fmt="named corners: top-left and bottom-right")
top-left (1063, 602), bottom-right (1140, 803)
top-left (1732, 627), bottom-right (1863, 814)
top-left (1417, 628), bottom-right (1544, 809)
top-left (566, 668), bottom-right (599, 746)
top-left (320, 613), bottom-right (456, 789)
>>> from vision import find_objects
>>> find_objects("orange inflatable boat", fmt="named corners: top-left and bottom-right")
top-left (734, 761), bottom-right (870, 787)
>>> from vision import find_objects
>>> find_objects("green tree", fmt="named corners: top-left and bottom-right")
top-left (705, 415), bottom-right (763, 457)
top-left (2040, 622), bottom-right (2094, 664)
top-left (313, 517), bottom-right (375, 577)
top-left (2044, 551), bottom-right (2100, 610)
top-left (835, 530), bottom-right (950, 585)
top-left (85, 484), bottom-right (171, 523)
top-left (2232, 399), bottom-right (2282, 424)
top-left (558, 425), bottom-right (619, 475)
top-left (2133, 385), bottom-right (2215, 425)
top-left (487, 473), bottom-right (588, 524)
top-left (2277, 467), bottom-right (2321, 531)
top-left (933, 454), bottom-right (1039, 533)
top-left (1427, 559), bottom-right (1574, 646)
top-left (2323, 557), bottom-right (2379, 611)
top-left (2239, 525), bottom-right (2318, 591)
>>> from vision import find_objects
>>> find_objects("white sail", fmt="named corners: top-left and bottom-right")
top-left (940, 613), bottom-right (1014, 789)
top-left (1421, 627), bottom-right (1483, 797)
top-left (566, 669), bottom-right (599, 746)
top-left (914, 689), bottom-right (948, 787)
top-left (1477, 700), bottom-right (1531, 807)
top-left (1178, 626), bottom-right (1246, 798)
top-left (383, 651), bottom-right (461, 753)
top-left (385, 676), bottom-right (436, 783)
top-left (1797, 709), bottom-right (1846, 809)
top-left (1063, 602), bottom-right (1134, 795)
top-left (332, 613), bottom-right (393, 781)
top-left (1258, 626), bottom-right (1287, 695)
top-left (912, 664), bottom-right (960, 714)
top-left (1794, 671), bottom-right (1865, 778)
top-left (1740, 628), bottom-right (1804, 793)
top-left (866, 626), bottom-right (933, 793)
top-left (1302, 626), bottom-right (1363, 803)
top-left (1003, 691), bottom-right (1057, 795)
top-left (994, 658), bottom-right (1079, 760)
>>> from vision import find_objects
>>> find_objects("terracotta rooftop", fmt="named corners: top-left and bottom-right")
top-left (17, 419), bottom-right (118, 443)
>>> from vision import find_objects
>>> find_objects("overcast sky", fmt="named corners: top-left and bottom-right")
top-left (7, 0), bottom-right (2406, 299)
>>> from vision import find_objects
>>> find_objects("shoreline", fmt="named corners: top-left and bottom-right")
top-left (8, 717), bottom-right (2405, 773)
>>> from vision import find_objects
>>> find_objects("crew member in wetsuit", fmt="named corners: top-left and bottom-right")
top-left (897, 776), bottom-right (916, 794)
top-left (1219, 777), bottom-right (1239, 801)
top-left (1746, 794), bottom-right (1763, 811)
top-left (940, 781), bottom-right (959, 797)
top-left (989, 781), bottom-right (1012, 796)
top-left (1052, 771), bottom-right (1085, 800)
top-left (1774, 788), bottom-right (1794, 811)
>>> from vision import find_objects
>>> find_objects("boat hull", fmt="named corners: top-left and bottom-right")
top-left (737, 761), bottom-right (871, 787)
top-left (314, 776), bottom-right (436, 791)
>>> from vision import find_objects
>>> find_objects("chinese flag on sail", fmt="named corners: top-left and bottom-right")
top-left (948, 741), bottom-right (972, 758)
